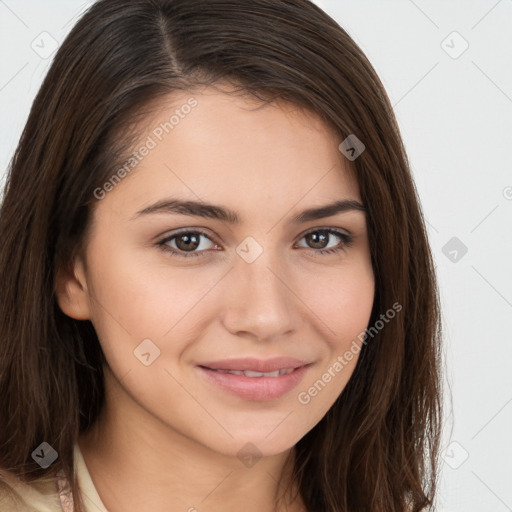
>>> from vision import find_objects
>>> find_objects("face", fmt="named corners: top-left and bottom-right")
top-left (57, 85), bottom-right (375, 459)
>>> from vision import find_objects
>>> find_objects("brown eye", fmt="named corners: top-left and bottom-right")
top-left (158, 230), bottom-right (218, 258)
top-left (304, 231), bottom-right (330, 249)
top-left (297, 229), bottom-right (354, 255)
top-left (174, 232), bottom-right (201, 252)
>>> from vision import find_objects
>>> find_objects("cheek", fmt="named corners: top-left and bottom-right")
top-left (294, 259), bottom-right (374, 406)
top-left (296, 256), bottom-right (375, 342)
top-left (85, 231), bottom-right (212, 335)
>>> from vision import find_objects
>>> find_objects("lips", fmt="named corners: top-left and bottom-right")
top-left (196, 357), bottom-right (312, 401)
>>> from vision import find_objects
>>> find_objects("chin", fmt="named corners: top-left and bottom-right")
top-left (198, 426), bottom-right (305, 460)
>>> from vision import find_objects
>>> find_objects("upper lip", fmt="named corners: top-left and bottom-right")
top-left (198, 357), bottom-right (311, 373)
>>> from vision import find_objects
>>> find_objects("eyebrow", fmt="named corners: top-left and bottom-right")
top-left (132, 198), bottom-right (366, 224)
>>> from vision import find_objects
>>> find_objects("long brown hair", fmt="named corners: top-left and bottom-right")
top-left (0, 1), bottom-right (443, 511)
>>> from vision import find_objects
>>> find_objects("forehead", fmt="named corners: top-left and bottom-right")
top-left (97, 85), bottom-right (361, 220)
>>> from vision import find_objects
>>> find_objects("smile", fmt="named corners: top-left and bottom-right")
top-left (206, 368), bottom-right (295, 377)
top-left (196, 363), bottom-right (312, 401)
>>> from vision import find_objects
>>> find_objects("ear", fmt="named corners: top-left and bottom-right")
top-left (54, 254), bottom-right (92, 320)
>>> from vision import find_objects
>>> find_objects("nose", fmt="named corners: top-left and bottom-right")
top-left (220, 247), bottom-right (300, 342)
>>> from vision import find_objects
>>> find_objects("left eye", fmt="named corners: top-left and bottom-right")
top-left (296, 229), bottom-right (354, 255)
top-left (157, 228), bottom-right (353, 258)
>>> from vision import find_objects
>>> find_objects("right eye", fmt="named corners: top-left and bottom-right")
top-left (157, 229), bottom-right (221, 258)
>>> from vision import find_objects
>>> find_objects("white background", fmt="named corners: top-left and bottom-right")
top-left (1, 1), bottom-right (511, 510)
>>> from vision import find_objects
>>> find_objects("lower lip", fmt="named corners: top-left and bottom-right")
top-left (196, 365), bottom-right (311, 401)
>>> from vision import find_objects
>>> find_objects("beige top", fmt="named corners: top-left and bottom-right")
top-left (0, 443), bottom-right (108, 512)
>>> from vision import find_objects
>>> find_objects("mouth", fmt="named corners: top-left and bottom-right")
top-left (196, 359), bottom-right (313, 401)
top-left (200, 367), bottom-right (296, 377)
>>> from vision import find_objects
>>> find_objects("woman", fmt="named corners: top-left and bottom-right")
top-left (0, 1), bottom-right (443, 511)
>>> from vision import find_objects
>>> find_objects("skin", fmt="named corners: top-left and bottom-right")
top-left (55, 84), bottom-right (375, 512)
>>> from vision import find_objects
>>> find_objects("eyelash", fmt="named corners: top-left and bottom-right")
top-left (156, 228), bottom-right (354, 259)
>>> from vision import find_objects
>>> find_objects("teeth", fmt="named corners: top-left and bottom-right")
top-left (212, 368), bottom-right (295, 377)
top-left (244, 370), bottom-right (279, 377)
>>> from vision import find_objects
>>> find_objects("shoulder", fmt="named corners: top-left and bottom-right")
top-left (0, 469), bottom-right (63, 512)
